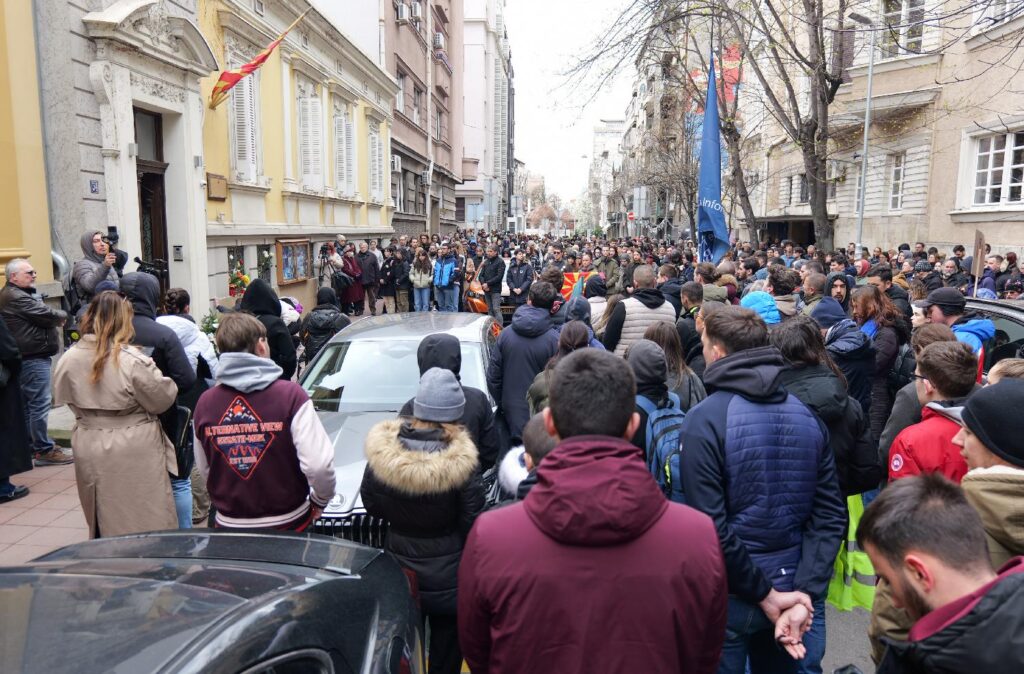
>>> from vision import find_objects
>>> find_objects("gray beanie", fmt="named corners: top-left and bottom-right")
top-left (413, 367), bottom-right (465, 422)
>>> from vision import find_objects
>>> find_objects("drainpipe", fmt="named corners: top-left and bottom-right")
top-left (425, 27), bottom-right (435, 235)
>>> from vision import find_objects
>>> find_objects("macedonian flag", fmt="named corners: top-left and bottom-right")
top-left (208, 7), bottom-right (311, 109)
top-left (560, 271), bottom-right (596, 300)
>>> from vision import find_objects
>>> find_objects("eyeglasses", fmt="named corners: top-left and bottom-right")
top-left (911, 373), bottom-right (928, 382)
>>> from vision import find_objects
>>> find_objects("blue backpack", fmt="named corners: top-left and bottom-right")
top-left (636, 393), bottom-right (686, 503)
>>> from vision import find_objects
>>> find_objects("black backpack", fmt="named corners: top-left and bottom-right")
top-left (888, 342), bottom-right (915, 395)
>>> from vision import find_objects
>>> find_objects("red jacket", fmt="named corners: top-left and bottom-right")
top-left (457, 436), bottom-right (727, 674)
top-left (888, 405), bottom-right (968, 483)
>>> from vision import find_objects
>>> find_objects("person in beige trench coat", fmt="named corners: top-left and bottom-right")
top-left (52, 291), bottom-right (178, 538)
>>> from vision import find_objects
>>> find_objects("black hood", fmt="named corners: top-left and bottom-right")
top-left (627, 339), bottom-right (668, 402)
top-left (825, 272), bottom-right (853, 311)
top-left (316, 287), bottom-right (339, 308)
top-left (238, 279), bottom-right (281, 318)
top-left (632, 287), bottom-right (667, 309)
top-left (778, 364), bottom-right (846, 422)
top-left (702, 345), bottom-right (788, 403)
top-left (584, 275), bottom-right (607, 298)
top-left (511, 304), bottom-right (553, 337)
top-left (886, 284), bottom-right (909, 302)
top-left (119, 272), bottom-right (159, 319)
top-left (416, 333), bottom-right (461, 379)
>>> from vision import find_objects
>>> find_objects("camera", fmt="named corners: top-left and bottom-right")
top-left (102, 225), bottom-right (120, 249)
top-left (134, 256), bottom-right (168, 280)
top-left (319, 242), bottom-right (331, 258)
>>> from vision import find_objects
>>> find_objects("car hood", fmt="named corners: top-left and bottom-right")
top-left (317, 407), bottom-right (400, 516)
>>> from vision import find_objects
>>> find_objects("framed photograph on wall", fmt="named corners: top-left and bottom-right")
top-left (276, 239), bottom-right (312, 286)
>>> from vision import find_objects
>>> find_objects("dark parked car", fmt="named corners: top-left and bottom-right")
top-left (965, 298), bottom-right (1024, 370)
top-left (0, 531), bottom-right (423, 674)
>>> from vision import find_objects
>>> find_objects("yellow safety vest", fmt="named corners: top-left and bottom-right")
top-left (827, 493), bottom-right (877, 611)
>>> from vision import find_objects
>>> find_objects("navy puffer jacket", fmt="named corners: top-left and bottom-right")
top-left (680, 346), bottom-right (846, 603)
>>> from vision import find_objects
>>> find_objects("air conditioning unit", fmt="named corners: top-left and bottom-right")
top-left (391, 154), bottom-right (402, 173)
top-left (410, 1), bottom-right (423, 20)
top-left (433, 32), bottom-right (446, 50)
top-left (396, 2), bottom-right (409, 23)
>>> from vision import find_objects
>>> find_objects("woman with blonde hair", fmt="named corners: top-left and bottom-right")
top-left (53, 291), bottom-right (178, 538)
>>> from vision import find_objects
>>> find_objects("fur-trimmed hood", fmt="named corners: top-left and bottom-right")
top-left (364, 419), bottom-right (478, 495)
top-left (717, 273), bottom-right (738, 288)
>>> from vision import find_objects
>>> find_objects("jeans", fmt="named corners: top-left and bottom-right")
top-left (717, 596), bottom-right (799, 674)
top-left (171, 476), bottom-right (192, 529)
top-left (20, 357), bottom-right (55, 455)
top-left (414, 287), bottom-right (431, 311)
top-left (436, 286), bottom-right (458, 312)
top-left (484, 291), bottom-right (503, 322)
top-left (795, 597), bottom-right (826, 674)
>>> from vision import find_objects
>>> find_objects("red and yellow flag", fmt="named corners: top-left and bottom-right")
top-left (208, 7), bottom-right (312, 110)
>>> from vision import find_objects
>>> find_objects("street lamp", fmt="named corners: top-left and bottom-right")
top-left (849, 12), bottom-right (876, 260)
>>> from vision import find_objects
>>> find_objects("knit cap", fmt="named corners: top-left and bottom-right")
top-left (958, 379), bottom-right (1024, 469)
top-left (810, 296), bottom-right (848, 329)
top-left (413, 367), bottom-right (465, 422)
top-left (740, 291), bottom-right (781, 325)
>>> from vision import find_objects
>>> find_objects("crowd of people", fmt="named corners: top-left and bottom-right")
top-left (1, 227), bottom-right (1023, 674)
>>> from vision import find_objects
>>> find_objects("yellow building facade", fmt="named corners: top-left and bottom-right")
top-left (199, 0), bottom-right (397, 310)
top-left (0, 1), bottom-right (57, 293)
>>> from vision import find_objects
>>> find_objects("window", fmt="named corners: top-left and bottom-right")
top-left (333, 100), bottom-right (355, 196)
top-left (881, 0), bottom-right (925, 58)
top-left (434, 107), bottom-right (442, 140)
top-left (973, 132), bottom-right (1024, 205)
top-left (396, 72), bottom-right (406, 114)
top-left (256, 244), bottom-right (272, 282)
top-left (798, 173), bottom-right (809, 203)
top-left (785, 175), bottom-right (794, 205)
top-left (229, 59), bottom-right (259, 183)
top-left (368, 126), bottom-right (384, 201)
top-left (888, 152), bottom-right (906, 210)
top-left (977, 0), bottom-right (1017, 27)
top-left (392, 171), bottom-right (405, 211)
top-left (827, 161), bottom-right (839, 199)
top-left (253, 0), bottom-right (265, 14)
top-left (297, 79), bottom-right (322, 190)
top-left (413, 87), bottom-right (423, 126)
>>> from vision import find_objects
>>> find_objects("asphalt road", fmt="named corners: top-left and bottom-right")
top-left (822, 604), bottom-right (874, 673)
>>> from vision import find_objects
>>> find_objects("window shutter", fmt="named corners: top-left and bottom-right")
top-left (232, 72), bottom-right (257, 182)
top-left (299, 98), bottom-right (312, 183)
top-left (345, 111), bottom-right (355, 194)
top-left (309, 97), bottom-right (323, 188)
top-left (369, 129), bottom-right (380, 198)
top-left (334, 113), bottom-right (346, 193)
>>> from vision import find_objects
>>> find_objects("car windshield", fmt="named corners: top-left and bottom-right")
top-left (302, 339), bottom-right (487, 411)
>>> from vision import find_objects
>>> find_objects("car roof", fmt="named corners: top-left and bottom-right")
top-left (0, 532), bottom-right (384, 673)
top-left (328, 311), bottom-right (493, 344)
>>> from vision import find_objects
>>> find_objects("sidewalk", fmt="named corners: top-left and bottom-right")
top-left (0, 462), bottom-right (87, 565)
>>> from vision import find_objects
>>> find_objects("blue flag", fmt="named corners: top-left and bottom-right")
top-left (697, 54), bottom-right (730, 265)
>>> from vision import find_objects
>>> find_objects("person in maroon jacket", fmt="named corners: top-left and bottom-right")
top-left (193, 312), bottom-right (336, 531)
top-left (458, 348), bottom-right (728, 674)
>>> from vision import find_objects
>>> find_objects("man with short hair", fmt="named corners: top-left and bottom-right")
top-left (867, 264), bottom-right (913, 320)
top-left (460, 349), bottom-right (728, 674)
top-left (681, 306), bottom-right (846, 673)
top-left (913, 287), bottom-right (995, 370)
top-left (800, 272), bottom-right (827, 316)
top-left (657, 263), bottom-right (682, 318)
top-left (602, 265), bottom-right (677, 356)
top-left (676, 281), bottom-right (706, 377)
top-left (194, 312), bottom-right (335, 530)
top-left (487, 281), bottom-right (560, 440)
top-left (888, 342), bottom-right (976, 483)
top-left (595, 245), bottom-right (621, 294)
top-left (913, 241), bottom-right (926, 255)
top-left (766, 265), bottom-right (803, 321)
top-left (357, 242), bottom-right (381, 315)
top-left (433, 241), bottom-right (462, 313)
top-left (858, 473), bottom-right (1024, 672)
top-left (0, 259), bottom-right (72, 467)
top-left (477, 244), bottom-right (505, 323)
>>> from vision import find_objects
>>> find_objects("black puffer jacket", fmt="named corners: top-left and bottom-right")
top-left (119, 272), bottom-right (195, 392)
top-left (360, 420), bottom-right (485, 615)
top-left (301, 288), bottom-right (350, 363)
top-left (487, 305), bottom-right (559, 439)
top-left (0, 284), bottom-right (66, 359)
top-left (779, 364), bottom-right (882, 496)
top-left (357, 251), bottom-right (380, 285)
top-left (824, 319), bottom-right (875, 417)
top-left (400, 334), bottom-right (501, 469)
top-left (877, 559), bottom-right (1024, 673)
top-left (238, 279), bottom-right (297, 380)
top-left (477, 254), bottom-right (506, 291)
top-left (658, 277), bottom-right (683, 319)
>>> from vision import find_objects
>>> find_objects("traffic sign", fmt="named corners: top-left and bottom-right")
top-left (627, 211), bottom-right (635, 221)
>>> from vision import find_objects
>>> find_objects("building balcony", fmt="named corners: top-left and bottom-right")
top-left (434, 0), bottom-right (451, 23)
top-left (462, 157), bottom-right (479, 181)
top-left (434, 59), bottom-right (451, 98)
